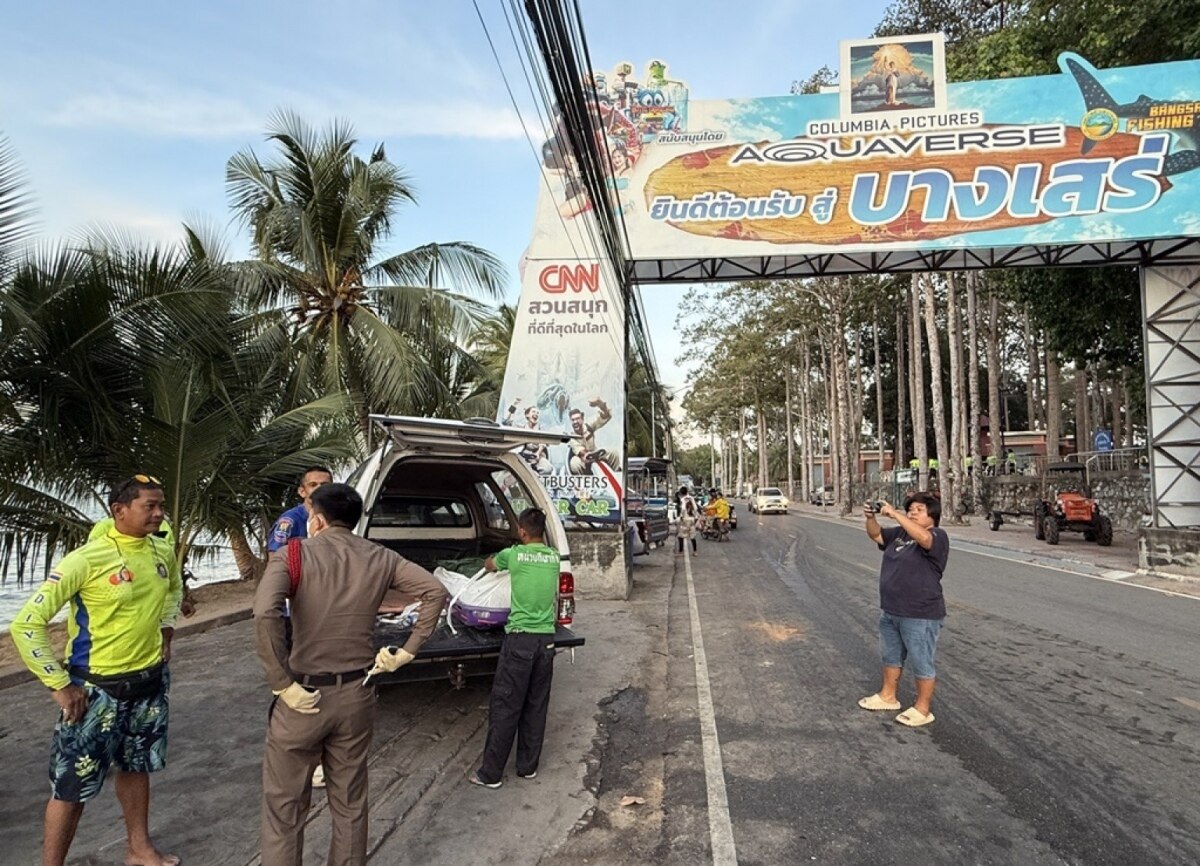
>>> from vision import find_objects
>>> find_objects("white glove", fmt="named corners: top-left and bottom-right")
top-left (273, 682), bottom-right (321, 714)
top-left (371, 645), bottom-right (415, 675)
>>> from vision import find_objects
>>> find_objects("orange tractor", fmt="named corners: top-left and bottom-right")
top-left (1032, 463), bottom-right (1113, 546)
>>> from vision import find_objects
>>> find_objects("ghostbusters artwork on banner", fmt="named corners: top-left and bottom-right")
top-left (498, 258), bottom-right (626, 530)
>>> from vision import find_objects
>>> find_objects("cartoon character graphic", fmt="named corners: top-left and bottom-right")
top-left (631, 87), bottom-right (680, 141)
top-left (609, 62), bottom-right (638, 115)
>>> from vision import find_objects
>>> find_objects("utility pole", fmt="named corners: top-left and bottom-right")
top-left (710, 428), bottom-right (716, 488)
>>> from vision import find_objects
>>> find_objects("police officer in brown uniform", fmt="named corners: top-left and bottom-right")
top-left (253, 482), bottom-right (446, 866)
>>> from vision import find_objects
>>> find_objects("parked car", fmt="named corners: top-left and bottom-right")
top-left (752, 487), bottom-right (789, 514)
top-left (809, 485), bottom-right (834, 505)
top-left (348, 415), bottom-right (585, 687)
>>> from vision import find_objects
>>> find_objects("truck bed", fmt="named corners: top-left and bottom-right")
top-left (369, 620), bottom-right (585, 685)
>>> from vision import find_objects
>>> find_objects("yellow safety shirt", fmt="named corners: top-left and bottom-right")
top-left (11, 527), bottom-right (182, 689)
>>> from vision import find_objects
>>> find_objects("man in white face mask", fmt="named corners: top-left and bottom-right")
top-left (253, 483), bottom-right (446, 866)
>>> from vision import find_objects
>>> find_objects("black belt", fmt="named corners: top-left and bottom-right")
top-left (69, 663), bottom-right (164, 700)
top-left (294, 668), bottom-right (369, 687)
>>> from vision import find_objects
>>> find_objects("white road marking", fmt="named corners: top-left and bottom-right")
top-left (1175, 696), bottom-right (1200, 713)
top-left (683, 544), bottom-right (739, 865)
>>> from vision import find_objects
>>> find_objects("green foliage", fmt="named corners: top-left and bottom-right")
top-left (1, 114), bottom-right (511, 580)
top-left (673, 444), bottom-right (716, 486)
top-left (997, 267), bottom-right (1142, 369)
top-left (227, 112), bottom-right (506, 428)
top-left (791, 65), bottom-right (838, 95)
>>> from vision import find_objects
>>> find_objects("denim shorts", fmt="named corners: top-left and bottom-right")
top-left (878, 613), bottom-right (943, 679)
top-left (49, 666), bottom-right (170, 802)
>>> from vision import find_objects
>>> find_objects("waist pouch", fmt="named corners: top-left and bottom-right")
top-left (70, 663), bottom-right (164, 701)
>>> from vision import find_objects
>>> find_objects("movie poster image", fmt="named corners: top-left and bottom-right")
top-left (847, 38), bottom-right (940, 113)
top-left (498, 258), bottom-right (626, 529)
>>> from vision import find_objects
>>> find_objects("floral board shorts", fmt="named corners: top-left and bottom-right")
top-left (49, 666), bottom-right (170, 802)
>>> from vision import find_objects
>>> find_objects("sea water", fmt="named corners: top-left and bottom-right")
top-left (0, 549), bottom-right (242, 633)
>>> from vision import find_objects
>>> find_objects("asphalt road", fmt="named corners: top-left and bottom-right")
top-left (646, 511), bottom-right (1200, 865)
top-left (3, 520), bottom-right (1198, 865)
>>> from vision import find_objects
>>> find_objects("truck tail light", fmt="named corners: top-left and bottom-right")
top-left (557, 571), bottom-right (575, 625)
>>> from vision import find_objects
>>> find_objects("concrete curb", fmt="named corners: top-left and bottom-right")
top-left (0, 606), bottom-right (253, 692)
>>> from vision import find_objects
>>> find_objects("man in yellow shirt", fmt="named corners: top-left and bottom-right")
top-left (10, 475), bottom-right (183, 866)
top-left (706, 489), bottom-right (731, 537)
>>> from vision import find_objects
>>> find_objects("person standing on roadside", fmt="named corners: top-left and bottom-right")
top-left (470, 508), bottom-right (560, 788)
top-left (676, 486), bottom-right (698, 555)
top-left (266, 467), bottom-right (334, 785)
top-left (267, 467), bottom-right (334, 553)
top-left (11, 475), bottom-right (183, 866)
top-left (254, 483), bottom-right (446, 866)
top-left (857, 493), bottom-right (949, 727)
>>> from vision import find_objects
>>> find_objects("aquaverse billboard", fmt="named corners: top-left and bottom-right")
top-left (527, 41), bottom-right (1200, 265)
top-left (501, 39), bottom-right (1200, 529)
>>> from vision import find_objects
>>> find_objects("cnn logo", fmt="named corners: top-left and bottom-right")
top-left (539, 263), bottom-right (600, 293)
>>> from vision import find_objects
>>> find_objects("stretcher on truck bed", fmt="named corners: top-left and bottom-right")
top-left (369, 621), bottom-right (585, 687)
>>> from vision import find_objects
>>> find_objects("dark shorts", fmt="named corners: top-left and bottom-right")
top-left (49, 666), bottom-right (171, 802)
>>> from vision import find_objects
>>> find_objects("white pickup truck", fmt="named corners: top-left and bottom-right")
top-left (347, 416), bottom-right (585, 687)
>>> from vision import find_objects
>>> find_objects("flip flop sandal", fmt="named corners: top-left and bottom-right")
top-left (858, 693), bottom-right (902, 711)
top-left (895, 707), bottom-right (935, 727)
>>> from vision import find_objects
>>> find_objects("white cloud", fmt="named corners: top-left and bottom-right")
top-left (46, 81), bottom-right (527, 141)
top-left (48, 86), bottom-right (262, 138)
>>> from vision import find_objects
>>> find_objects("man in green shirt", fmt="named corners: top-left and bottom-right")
top-left (470, 508), bottom-right (560, 788)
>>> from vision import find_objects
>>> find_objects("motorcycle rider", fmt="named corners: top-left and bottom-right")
top-left (705, 489), bottom-right (731, 539)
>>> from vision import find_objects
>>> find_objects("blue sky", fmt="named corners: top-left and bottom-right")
top-left (1, 0), bottom-right (892, 399)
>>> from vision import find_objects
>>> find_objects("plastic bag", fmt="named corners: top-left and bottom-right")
top-left (433, 567), bottom-right (511, 631)
top-left (376, 601), bottom-right (422, 629)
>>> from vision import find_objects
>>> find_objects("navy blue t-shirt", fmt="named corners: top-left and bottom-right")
top-left (267, 503), bottom-right (308, 553)
top-left (877, 525), bottom-right (949, 619)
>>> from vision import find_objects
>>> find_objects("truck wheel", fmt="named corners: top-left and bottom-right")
top-left (1044, 517), bottom-right (1059, 545)
top-left (1034, 505), bottom-right (1046, 540)
top-left (1097, 516), bottom-right (1113, 547)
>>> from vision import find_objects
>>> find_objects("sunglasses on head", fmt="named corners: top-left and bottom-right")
top-left (110, 474), bottom-right (163, 502)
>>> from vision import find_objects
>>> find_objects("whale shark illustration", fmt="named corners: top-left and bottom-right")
top-left (1061, 53), bottom-right (1200, 176)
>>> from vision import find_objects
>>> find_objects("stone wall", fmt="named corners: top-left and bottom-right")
top-left (853, 470), bottom-right (1150, 532)
top-left (1139, 527), bottom-right (1200, 578)
top-left (567, 530), bottom-right (630, 600)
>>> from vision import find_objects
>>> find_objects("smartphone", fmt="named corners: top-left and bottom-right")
top-left (871, 501), bottom-right (884, 513)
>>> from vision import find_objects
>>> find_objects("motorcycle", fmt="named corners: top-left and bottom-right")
top-left (701, 515), bottom-right (730, 542)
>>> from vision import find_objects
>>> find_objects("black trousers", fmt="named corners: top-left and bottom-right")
top-left (478, 632), bottom-right (555, 782)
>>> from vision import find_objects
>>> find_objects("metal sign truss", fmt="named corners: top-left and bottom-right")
top-left (1142, 265), bottom-right (1200, 528)
top-left (630, 237), bottom-right (1200, 285)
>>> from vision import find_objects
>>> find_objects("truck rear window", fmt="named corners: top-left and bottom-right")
top-left (476, 471), bottom-right (536, 530)
top-left (370, 497), bottom-right (472, 528)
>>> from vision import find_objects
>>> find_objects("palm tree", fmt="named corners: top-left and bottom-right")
top-left (0, 209), bottom-right (357, 580)
top-left (226, 112), bottom-right (508, 433)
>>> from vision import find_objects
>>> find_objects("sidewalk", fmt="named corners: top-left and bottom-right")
top-left (787, 500), bottom-right (1200, 598)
